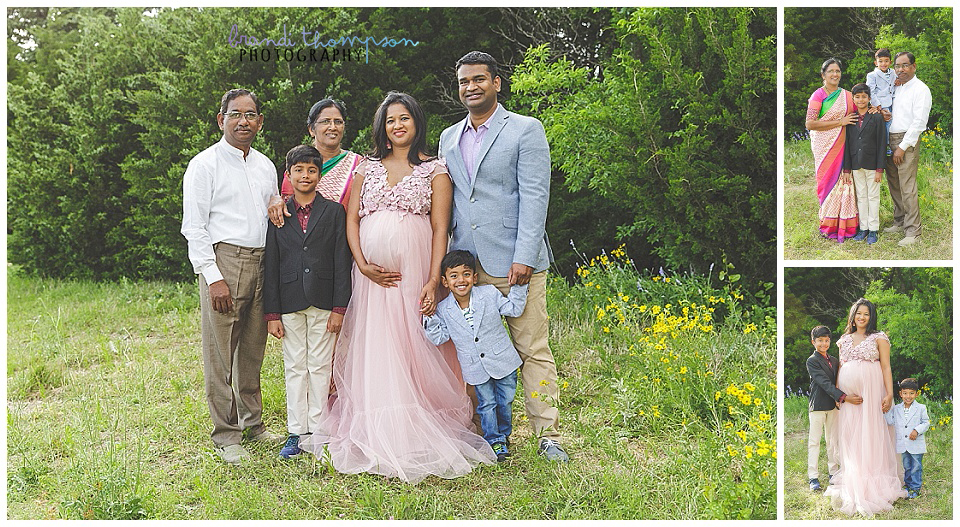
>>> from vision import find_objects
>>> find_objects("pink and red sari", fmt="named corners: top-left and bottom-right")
top-left (807, 87), bottom-right (858, 241)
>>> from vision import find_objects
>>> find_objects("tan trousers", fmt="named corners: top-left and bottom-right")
top-left (808, 409), bottom-right (839, 479)
top-left (473, 265), bottom-right (561, 440)
top-left (199, 242), bottom-right (268, 447)
top-left (280, 306), bottom-right (336, 435)
top-left (851, 168), bottom-right (881, 231)
top-left (885, 132), bottom-right (922, 237)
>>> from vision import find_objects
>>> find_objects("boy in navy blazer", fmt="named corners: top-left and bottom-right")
top-left (806, 325), bottom-right (862, 491)
top-left (423, 250), bottom-right (527, 462)
top-left (263, 145), bottom-right (351, 459)
top-left (842, 83), bottom-right (888, 244)
top-left (884, 378), bottom-right (930, 499)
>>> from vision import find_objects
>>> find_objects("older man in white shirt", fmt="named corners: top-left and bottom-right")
top-left (182, 89), bottom-right (284, 464)
top-left (883, 52), bottom-right (932, 246)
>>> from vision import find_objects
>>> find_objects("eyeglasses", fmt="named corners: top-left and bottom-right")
top-left (893, 63), bottom-right (913, 70)
top-left (316, 118), bottom-right (345, 127)
top-left (224, 111), bottom-right (260, 121)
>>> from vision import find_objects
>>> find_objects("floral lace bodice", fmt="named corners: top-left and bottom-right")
top-left (358, 158), bottom-right (446, 218)
top-left (838, 331), bottom-right (889, 363)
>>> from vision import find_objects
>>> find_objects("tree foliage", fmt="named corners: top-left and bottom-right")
top-left (8, 7), bottom-right (772, 289)
top-left (784, 267), bottom-right (953, 397)
top-left (510, 8), bottom-right (776, 287)
top-left (784, 7), bottom-right (953, 139)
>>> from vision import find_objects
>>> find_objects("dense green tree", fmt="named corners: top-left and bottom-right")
top-left (8, 7), bottom-right (773, 292)
top-left (510, 8), bottom-right (776, 287)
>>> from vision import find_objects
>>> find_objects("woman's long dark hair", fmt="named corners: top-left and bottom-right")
top-left (843, 297), bottom-right (878, 335)
top-left (369, 91), bottom-right (434, 166)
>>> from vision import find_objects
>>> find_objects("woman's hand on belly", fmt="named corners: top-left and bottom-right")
top-left (360, 262), bottom-right (402, 287)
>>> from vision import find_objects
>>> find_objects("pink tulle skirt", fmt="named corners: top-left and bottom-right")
top-left (824, 359), bottom-right (906, 516)
top-left (302, 210), bottom-right (495, 483)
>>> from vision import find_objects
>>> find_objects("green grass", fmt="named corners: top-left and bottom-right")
top-left (783, 137), bottom-right (953, 260)
top-left (783, 394), bottom-right (953, 519)
top-left (6, 252), bottom-right (776, 520)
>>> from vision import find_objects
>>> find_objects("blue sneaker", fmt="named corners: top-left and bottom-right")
top-left (809, 478), bottom-right (821, 491)
top-left (851, 229), bottom-right (867, 242)
top-left (907, 489), bottom-right (920, 499)
top-left (492, 442), bottom-right (510, 463)
top-left (866, 231), bottom-right (878, 244)
top-left (279, 434), bottom-right (302, 459)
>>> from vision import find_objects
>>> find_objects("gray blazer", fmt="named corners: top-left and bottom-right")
top-left (439, 104), bottom-right (554, 277)
top-left (884, 401), bottom-right (930, 454)
top-left (423, 284), bottom-right (527, 386)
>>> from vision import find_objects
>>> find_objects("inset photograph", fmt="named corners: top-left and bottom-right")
top-left (783, 267), bottom-right (953, 519)
top-left (783, 7), bottom-right (953, 260)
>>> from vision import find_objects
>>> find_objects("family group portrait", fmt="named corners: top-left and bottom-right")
top-left (783, 267), bottom-right (953, 520)
top-left (7, 7), bottom-right (775, 519)
top-left (783, 7), bottom-right (953, 260)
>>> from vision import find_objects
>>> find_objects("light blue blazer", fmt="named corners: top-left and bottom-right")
top-left (884, 401), bottom-right (930, 454)
top-left (423, 284), bottom-right (527, 386)
top-left (866, 67), bottom-right (896, 108)
top-left (439, 104), bottom-right (554, 277)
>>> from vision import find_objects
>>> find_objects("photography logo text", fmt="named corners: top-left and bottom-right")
top-left (229, 24), bottom-right (420, 63)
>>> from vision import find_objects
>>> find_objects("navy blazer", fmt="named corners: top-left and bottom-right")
top-left (806, 352), bottom-right (845, 412)
top-left (842, 112), bottom-right (887, 172)
top-left (263, 194), bottom-right (351, 315)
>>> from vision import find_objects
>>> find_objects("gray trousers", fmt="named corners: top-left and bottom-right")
top-left (885, 132), bottom-right (922, 237)
top-left (199, 242), bottom-right (268, 447)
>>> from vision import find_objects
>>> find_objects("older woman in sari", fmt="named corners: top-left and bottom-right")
top-left (805, 58), bottom-right (859, 242)
top-left (280, 98), bottom-right (361, 206)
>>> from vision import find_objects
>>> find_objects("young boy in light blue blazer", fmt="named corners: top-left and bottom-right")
top-left (423, 250), bottom-right (527, 462)
top-left (883, 377), bottom-right (930, 499)
top-left (865, 48), bottom-right (897, 155)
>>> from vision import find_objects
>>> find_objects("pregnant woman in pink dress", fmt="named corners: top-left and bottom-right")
top-left (302, 92), bottom-right (495, 482)
top-left (825, 298), bottom-right (906, 515)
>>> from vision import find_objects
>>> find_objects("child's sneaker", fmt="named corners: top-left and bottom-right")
top-left (279, 434), bottom-right (302, 459)
top-left (809, 478), bottom-right (821, 491)
top-left (492, 442), bottom-right (510, 463)
top-left (907, 489), bottom-right (920, 499)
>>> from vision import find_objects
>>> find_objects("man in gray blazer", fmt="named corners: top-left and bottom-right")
top-left (439, 51), bottom-right (567, 461)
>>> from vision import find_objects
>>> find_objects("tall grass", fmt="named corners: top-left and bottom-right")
top-left (783, 393), bottom-right (953, 519)
top-left (783, 135), bottom-right (953, 260)
top-left (6, 251), bottom-right (776, 519)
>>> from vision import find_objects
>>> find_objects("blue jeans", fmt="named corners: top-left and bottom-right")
top-left (473, 370), bottom-right (518, 446)
top-left (902, 452), bottom-right (923, 490)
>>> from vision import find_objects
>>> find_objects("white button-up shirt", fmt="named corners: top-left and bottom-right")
top-left (889, 75), bottom-right (932, 150)
top-left (181, 137), bottom-right (278, 284)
